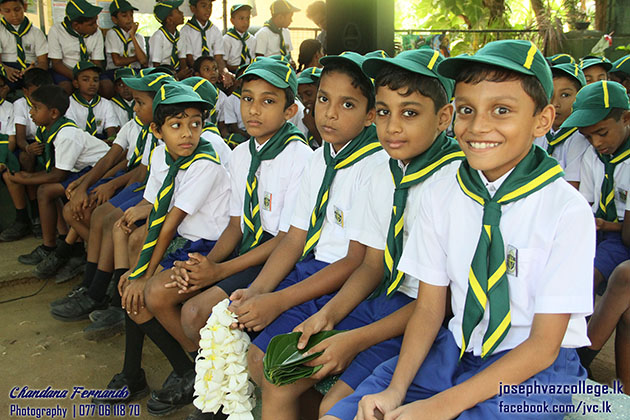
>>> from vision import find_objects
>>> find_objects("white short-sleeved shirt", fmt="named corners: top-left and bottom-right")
top-left (398, 170), bottom-right (595, 355)
top-left (291, 145), bottom-right (389, 264)
top-left (13, 97), bottom-right (36, 140)
top-left (223, 93), bottom-right (245, 130)
top-left (66, 95), bottom-right (120, 135)
top-left (112, 118), bottom-right (143, 162)
top-left (534, 130), bottom-right (591, 182)
top-left (255, 26), bottom-right (293, 57)
top-left (180, 21), bottom-right (224, 60)
top-left (143, 144), bottom-right (231, 242)
top-left (579, 146), bottom-right (630, 221)
top-left (54, 125), bottom-right (110, 172)
top-left (216, 90), bottom-right (228, 123)
top-left (47, 23), bottom-right (104, 69)
top-left (110, 98), bottom-right (135, 127)
top-left (229, 134), bottom-right (313, 236)
top-left (149, 28), bottom-right (186, 66)
top-left (201, 129), bottom-right (232, 171)
top-left (222, 30), bottom-right (256, 67)
top-left (0, 100), bottom-right (15, 136)
top-left (350, 159), bottom-right (461, 299)
top-left (105, 28), bottom-right (146, 70)
top-left (0, 22), bottom-right (47, 64)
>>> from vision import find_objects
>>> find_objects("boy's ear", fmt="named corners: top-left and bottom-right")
top-left (532, 103), bottom-right (555, 138)
top-left (364, 107), bottom-right (376, 127)
top-left (150, 122), bottom-right (162, 139)
top-left (437, 103), bottom-right (454, 132)
top-left (72, 79), bottom-right (79, 90)
top-left (283, 102), bottom-right (298, 120)
top-left (50, 107), bottom-right (61, 120)
top-left (189, 4), bottom-right (196, 13)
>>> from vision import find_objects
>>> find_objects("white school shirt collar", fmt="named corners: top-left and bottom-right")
top-left (328, 140), bottom-right (352, 158)
top-left (477, 168), bottom-right (514, 198)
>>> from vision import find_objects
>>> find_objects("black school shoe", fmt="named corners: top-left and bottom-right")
top-left (186, 408), bottom-right (228, 420)
top-left (31, 218), bottom-right (42, 239)
top-left (146, 369), bottom-right (195, 416)
top-left (18, 244), bottom-right (53, 265)
top-left (50, 286), bottom-right (86, 307)
top-left (0, 221), bottom-right (31, 242)
top-left (93, 369), bottom-right (150, 405)
top-left (50, 288), bottom-right (107, 321)
top-left (55, 254), bottom-right (86, 284)
top-left (83, 307), bottom-right (125, 341)
top-left (35, 252), bottom-right (69, 279)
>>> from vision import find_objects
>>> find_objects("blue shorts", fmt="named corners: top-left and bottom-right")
top-left (86, 170), bottom-right (126, 194)
top-left (335, 292), bottom-right (414, 389)
top-left (160, 238), bottom-right (217, 270)
top-left (252, 255), bottom-right (330, 353)
top-left (60, 166), bottom-right (92, 189)
top-left (327, 327), bottom-right (586, 420)
top-left (3, 62), bottom-right (24, 90)
top-left (594, 231), bottom-right (630, 281)
top-left (108, 182), bottom-right (143, 211)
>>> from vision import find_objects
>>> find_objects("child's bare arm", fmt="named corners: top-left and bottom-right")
top-left (15, 125), bottom-right (28, 152)
top-left (227, 123), bottom-right (249, 139)
top-left (6, 167), bottom-right (68, 185)
top-left (51, 59), bottom-right (73, 80)
top-left (35, 54), bottom-right (48, 70)
top-left (622, 210), bottom-right (630, 246)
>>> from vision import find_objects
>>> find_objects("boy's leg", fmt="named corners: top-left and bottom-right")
top-left (63, 201), bottom-right (92, 242)
top-left (35, 227), bottom-right (80, 278)
top-left (593, 233), bottom-right (630, 294)
top-left (0, 171), bottom-right (31, 241)
top-left (262, 377), bottom-right (320, 420)
top-left (582, 260), bottom-right (630, 393)
top-left (181, 286), bottom-right (229, 344)
top-left (86, 203), bottom-right (118, 268)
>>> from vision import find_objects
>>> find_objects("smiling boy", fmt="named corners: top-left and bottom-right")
top-left (328, 40), bottom-right (594, 420)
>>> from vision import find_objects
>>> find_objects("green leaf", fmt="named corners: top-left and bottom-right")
top-left (263, 330), bottom-right (342, 386)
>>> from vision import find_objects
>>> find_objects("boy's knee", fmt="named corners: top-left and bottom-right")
top-left (609, 264), bottom-right (630, 292)
top-left (62, 202), bottom-right (73, 223)
top-left (144, 273), bottom-right (170, 312)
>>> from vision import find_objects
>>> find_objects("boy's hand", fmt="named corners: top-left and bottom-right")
top-left (221, 70), bottom-right (235, 88)
top-left (116, 205), bottom-right (150, 234)
top-left (293, 311), bottom-right (334, 350)
top-left (89, 181), bottom-right (117, 206)
top-left (356, 388), bottom-right (405, 420)
top-left (25, 143), bottom-right (44, 156)
top-left (302, 330), bottom-right (360, 380)
top-left (5, 66), bottom-right (22, 82)
top-left (129, 22), bottom-right (139, 37)
top-left (229, 292), bottom-right (287, 331)
top-left (68, 189), bottom-right (90, 216)
top-left (121, 275), bottom-right (148, 315)
top-left (65, 178), bottom-right (84, 199)
top-left (595, 217), bottom-right (606, 231)
top-left (0, 163), bottom-right (6, 173)
top-left (382, 398), bottom-right (451, 420)
top-left (117, 269), bottom-right (131, 297)
top-left (176, 67), bottom-right (193, 80)
top-left (168, 253), bottom-right (222, 292)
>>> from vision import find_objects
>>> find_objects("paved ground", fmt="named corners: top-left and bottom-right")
top-left (0, 237), bottom-right (624, 419)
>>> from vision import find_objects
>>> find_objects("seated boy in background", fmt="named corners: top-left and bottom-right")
top-left (149, 0), bottom-right (189, 80)
top-left (4, 85), bottom-right (109, 269)
top-left (223, 4), bottom-right (256, 73)
top-left (105, 0), bottom-right (147, 75)
top-left (66, 61), bottom-right (119, 142)
top-left (255, 0), bottom-right (299, 67)
top-left (110, 67), bottom-right (136, 126)
top-left (297, 66), bottom-right (322, 148)
top-left (609, 55), bottom-right (630, 95)
top-left (0, 0), bottom-right (48, 87)
top-left (47, 0), bottom-right (106, 95)
top-left (326, 40), bottom-right (594, 420)
top-left (581, 57), bottom-right (612, 85)
top-left (534, 62), bottom-right (590, 188)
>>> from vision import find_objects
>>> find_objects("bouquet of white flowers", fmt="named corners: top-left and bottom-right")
top-left (193, 299), bottom-right (255, 420)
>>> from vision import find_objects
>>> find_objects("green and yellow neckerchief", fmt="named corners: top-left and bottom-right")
top-left (545, 127), bottom-right (578, 156)
top-left (226, 27), bottom-right (251, 67)
top-left (72, 92), bottom-right (102, 136)
top-left (263, 20), bottom-right (289, 58)
top-left (186, 17), bottom-right (212, 56)
top-left (62, 17), bottom-right (90, 62)
top-left (1, 17), bottom-right (32, 69)
top-left (159, 26), bottom-right (180, 70)
top-left (35, 117), bottom-right (79, 172)
top-left (111, 26), bottom-right (132, 57)
top-left (457, 145), bottom-right (563, 358)
top-left (595, 137), bottom-right (630, 222)
top-left (111, 95), bottom-right (135, 121)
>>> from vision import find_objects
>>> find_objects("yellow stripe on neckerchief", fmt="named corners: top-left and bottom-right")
top-left (457, 145), bottom-right (563, 358)
top-left (34, 117), bottom-right (79, 172)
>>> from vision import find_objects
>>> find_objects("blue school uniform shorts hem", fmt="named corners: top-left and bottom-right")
top-left (60, 166), bottom-right (92, 189)
top-left (160, 238), bottom-right (217, 270)
top-left (86, 170), bottom-right (126, 194)
top-left (594, 231), bottom-right (630, 281)
top-left (327, 327), bottom-right (586, 420)
top-left (251, 254), bottom-right (330, 353)
top-left (108, 182), bottom-right (143, 211)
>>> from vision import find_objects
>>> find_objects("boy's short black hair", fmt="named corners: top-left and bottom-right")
top-left (31, 85), bottom-right (70, 115)
top-left (153, 102), bottom-right (208, 130)
top-left (321, 60), bottom-right (375, 111)
top-left (0, 0), bottom-right (25, 5)
top-left (152, 65), bottom-right (177, 77)
top-left (454, 63), bottom-right (548, 114)
top-left (193, 55), bottom-right (217, 74)
top-left (23, 68), bottom-right (54, 89)
top-left (240, 74), bottom-right (295, 110)
top-left (74, 67), bottom-right (100, 81)
top-left (374, 64), bottom-right (449, 113)
top-left (604, 108), bottom-right (628, 122)
top-left (72, 15), bottom-right (97, 24)
top-left (551, 68), bottom-right (582, 92)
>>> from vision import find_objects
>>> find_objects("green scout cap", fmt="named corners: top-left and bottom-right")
top-left (437, 39), bottom-right (554, 100)
top-left (610, 55), bottom-right (630, 76)
top-left (181, 77), bottom-right (219, 108)
top-left (320, 51), bottom-right (375, 89)
top-left (551, 63), bottom-right (586, 88)
top-left (73, 61), bottom-right (102, 78)
top-left (580, 57), bottom-right (613, 72)
top-left (561, 81), bottom-right (630, 128)
top-left (363, 48), bottom-right (455, 100)
top-left (109, 0), bottom-right (138, 14)
top-left (231, 3), bottom-right (252, 15)
top-left (123, 73), bottom-right (175, 92)
top-left (239, 56), bottom-right (298, 94)
top-left (114, 67), bottom-right (136, 81)
top-left (66, 0), bottom-right (103, 20)
top-left (268, 54), bottom-right (290, 64)
top-left (546, 53), bottom-right (575, 65)
top-left (154, 0), bottom-right (183, 24)
top-left (153, 82), bottom-right (210, 115)
top-left (270, 0), bottom-right (299, 15)
top-left (364, 50), bottom-right (390, 59)
top-left (297, 67), bottom-right (322, 85)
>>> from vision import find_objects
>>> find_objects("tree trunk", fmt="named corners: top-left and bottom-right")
top-left (595, 0), bottom-right (607, 31)
top-left (530, 0), bottom-right (547, 29)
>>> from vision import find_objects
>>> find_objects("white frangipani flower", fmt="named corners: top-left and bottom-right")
top-left (193, 298), bottom-right (255, 420)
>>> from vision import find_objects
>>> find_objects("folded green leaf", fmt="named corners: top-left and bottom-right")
top-left (263, 330), bottom-right (342, 386)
